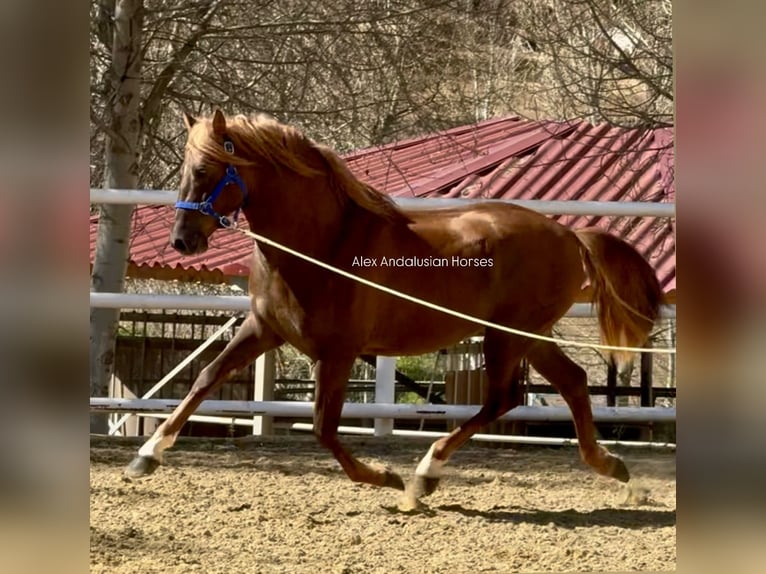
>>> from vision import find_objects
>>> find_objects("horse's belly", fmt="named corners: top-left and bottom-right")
top-left (362, 308), bottom-right (485, 356)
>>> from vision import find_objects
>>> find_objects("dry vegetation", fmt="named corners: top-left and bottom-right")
top-left (90, 0), bottom-right (673, 190)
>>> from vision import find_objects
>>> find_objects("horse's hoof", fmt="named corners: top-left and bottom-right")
top-left (610, 456), bottom-right (630, 483)
top-left (124, 456), bottom-right (161, 478)
top-left (409, 475), bottom-right (441, 499)
top-left (383, 470), bottom-right (405, 491)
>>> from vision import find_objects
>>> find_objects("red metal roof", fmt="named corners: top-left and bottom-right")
top-left (89, 205), bottom-right (256, 283)
top-left (90, 116), bottom-right (675, 294)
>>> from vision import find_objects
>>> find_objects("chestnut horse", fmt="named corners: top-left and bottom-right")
top-left (126, 110), bottom-right (662, 500)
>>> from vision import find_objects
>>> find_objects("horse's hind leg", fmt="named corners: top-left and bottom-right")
top-left (409, 332), bottom-right (532, 499)
top-left (125, 313), bottom-right (283, 478)
top-left (313, 357), bottom-right (405, 491)
top-left (527, 340), bottom-right (630, 482)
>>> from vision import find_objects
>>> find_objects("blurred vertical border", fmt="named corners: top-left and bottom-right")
top-left (0, 0), bottom-right (88, 572)
top-left (676, 1), bottom-right (766, 573)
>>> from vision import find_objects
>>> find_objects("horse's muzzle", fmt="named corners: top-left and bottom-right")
top-left (170, 233), bottom-right (208, 255)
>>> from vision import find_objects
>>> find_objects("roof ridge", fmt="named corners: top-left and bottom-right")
top-left (343, 116), bottom-right (525, 161)
top-left (407, 121), bottom-right (577, 197)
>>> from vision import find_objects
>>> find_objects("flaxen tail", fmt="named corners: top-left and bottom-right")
top-left (575, 228), bottom-right (663, 372)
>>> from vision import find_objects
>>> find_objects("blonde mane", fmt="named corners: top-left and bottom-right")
top-left (187, 113), bottom-right (409, 223)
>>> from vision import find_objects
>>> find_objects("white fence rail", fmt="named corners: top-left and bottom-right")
top-left (124, 414), bottom-right (675, 448)
top-left (90, 188), bottom-right (676, 218)
top-left (90, 398), bottom-right (676, 423)
top-left (90, 292), bottom-right (676, 319)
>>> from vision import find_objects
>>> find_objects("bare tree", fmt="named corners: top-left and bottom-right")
top-left (90, 0), bottom-right (145, 432)
top-left (90, 0), bottom-right (225, 431)
top-left (515, 0), bottom-right (673, 127)
top-left (91, 1), bottom-right (544, 192)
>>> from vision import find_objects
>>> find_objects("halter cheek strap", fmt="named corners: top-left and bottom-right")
top-left (175, 139), bottom-right (249, 228)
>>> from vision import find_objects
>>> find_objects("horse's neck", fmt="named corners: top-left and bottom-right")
top-left (244, 175), bottom-right (355, 261)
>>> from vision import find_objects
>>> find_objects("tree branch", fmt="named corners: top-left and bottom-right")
top-left (140, 0), bottom-right (224, 140)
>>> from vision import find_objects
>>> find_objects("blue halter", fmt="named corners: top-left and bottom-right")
top-left (175, 139), bottom-right (248, 228)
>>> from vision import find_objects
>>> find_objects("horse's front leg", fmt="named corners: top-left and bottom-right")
top-left (313, 357), bottom-right (405, 491)
top-left (125, 313), bottom-right (283, 478)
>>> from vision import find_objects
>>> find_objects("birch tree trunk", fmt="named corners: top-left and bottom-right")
top-left (90, 0), bottom-right (143, 432)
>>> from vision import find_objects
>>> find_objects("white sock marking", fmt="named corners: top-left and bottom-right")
top-left (137, 433), bottom-right (175, 460)
top-left (415, 443), bottom-right (447, 478)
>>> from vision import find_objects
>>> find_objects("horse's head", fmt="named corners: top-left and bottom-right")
top-left (170, 109), bottom-right (249, 255)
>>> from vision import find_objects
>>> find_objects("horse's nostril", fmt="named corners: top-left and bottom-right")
top-left (172, 238), bottom-right (190, 253)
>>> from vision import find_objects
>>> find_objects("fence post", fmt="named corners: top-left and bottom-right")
top-left (640, 340), bottom-right (654, 407)
top-left (639, 340), bottom-right (654, 441)
top-left (253, 350), bottom-right (275, 435)
top-left (606, 360), bottom-right (617, 407)
top-left (375, 356), bottom-right (396, 436)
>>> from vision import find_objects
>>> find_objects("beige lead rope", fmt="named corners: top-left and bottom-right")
top-left (229, 226), bottom-right (676, 355)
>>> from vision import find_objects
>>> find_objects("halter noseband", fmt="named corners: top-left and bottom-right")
top-left (175, 139), bottom-right (248, 228)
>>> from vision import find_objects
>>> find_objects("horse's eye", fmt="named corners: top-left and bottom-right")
top-left (193, 166), bottom-right (207, 177)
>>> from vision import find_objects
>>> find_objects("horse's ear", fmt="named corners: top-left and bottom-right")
top-left (183, 112), bottom-right (196, 130)
top-left (212, 109), bottom-right (226, 137)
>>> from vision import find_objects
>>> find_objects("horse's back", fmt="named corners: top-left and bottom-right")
top-left (405, 202), bottom-right (582, 271)
top-left (405, 202), bottom-right (571, 239)
top-left (441, 203), bottom-right (585, 321)
top-left (353, 202), bottom-right (587, 352)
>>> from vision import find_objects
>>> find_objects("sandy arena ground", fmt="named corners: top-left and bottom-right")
top-left (90, 436), bottom-right (676, 573)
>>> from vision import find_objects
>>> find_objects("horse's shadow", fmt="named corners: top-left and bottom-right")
top-left (434, 503), bottom-right (676, 529)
